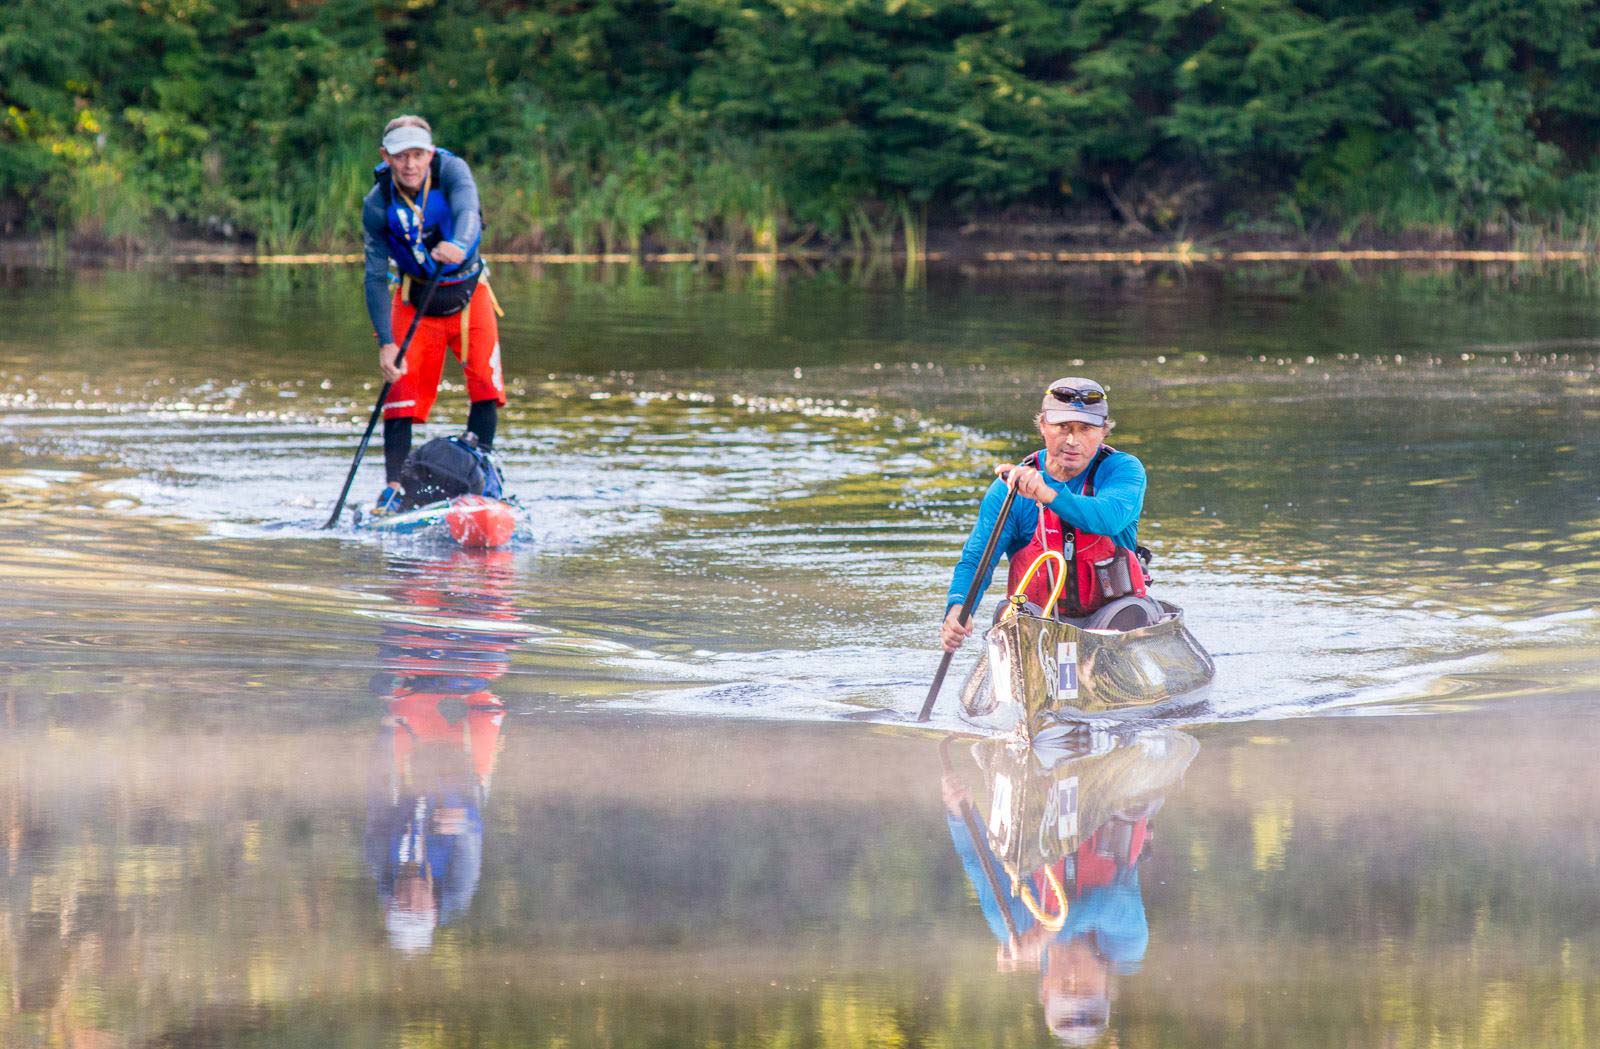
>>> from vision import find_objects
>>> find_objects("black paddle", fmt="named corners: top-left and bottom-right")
top-left (917, 453), bottom-right (1037, 722)
top-left (323, 271), bottom-right (444, 528)
top-left (939, 736), bottom-right (1022, 948)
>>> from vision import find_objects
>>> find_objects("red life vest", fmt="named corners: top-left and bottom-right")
top-left (1006, 447), bottom-right (1147, 617)
top-left (1033, 815), bottom-right (1151, 910)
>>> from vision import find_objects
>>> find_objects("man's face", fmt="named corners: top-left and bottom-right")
top-left (1038, 418), bottom-right (1106, 478)
top-left (383, 146), bottom-right (434, 193)
top-left (1039, 940), bottom-right (1111, 1043)
top-left (393, 866), bottom-right (435, 912)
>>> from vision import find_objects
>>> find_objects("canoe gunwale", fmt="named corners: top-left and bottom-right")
top-left (961, 601), bottom-right (1216, 736)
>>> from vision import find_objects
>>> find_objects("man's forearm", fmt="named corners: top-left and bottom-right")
top-left (438, 155), bottom-right (482, 251)
top-left (365, 272), bottom-right (395, 345)
top-left (363, 208), bottom-right (397, 344)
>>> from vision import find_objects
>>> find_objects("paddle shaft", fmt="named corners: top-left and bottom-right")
top-left (938, 738), bottom-right (1022, 946)
top-left (916, 454), bottom-right (1034, 722)
top-left (322, 272), bottom-right (445, 528)
top-left (960, 798), bottom-right (1022, 946)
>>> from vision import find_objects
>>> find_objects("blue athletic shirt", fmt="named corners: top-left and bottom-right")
top-left (945, 812), bottom-right (1149, 971)
top-left (945, 447), bottom-right (1146, 614)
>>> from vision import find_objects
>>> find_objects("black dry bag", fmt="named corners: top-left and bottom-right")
top-left (398, 436), bottom-right (485, 510)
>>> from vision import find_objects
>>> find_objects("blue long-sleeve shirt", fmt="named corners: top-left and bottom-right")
top-left (945, 448), bottom-right (1146, 614)
top-left (945, 812), bottom-right (1148, 972)
top-left (361, 151), bottom-right (484, 345)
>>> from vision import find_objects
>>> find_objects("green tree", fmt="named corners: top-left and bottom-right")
top-left (1413, 82), bottom-right (1562, 227)
top-left (2, 0), bottom-right (1599, 248)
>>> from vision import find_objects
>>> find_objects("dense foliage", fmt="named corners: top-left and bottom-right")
top-left (4, 0), bottom-right (1600, 250)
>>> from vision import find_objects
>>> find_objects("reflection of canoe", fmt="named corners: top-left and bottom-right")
top-left (354, 495), bottom-right (519, 548)
top-left (959, 600), bottom-right (1214, 737)
top-left (968, 726), bottom-right (1199, 879)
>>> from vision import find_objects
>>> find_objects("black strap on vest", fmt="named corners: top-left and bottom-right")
top-left (1053, 445), bottom-right (1112, 615)
top-left (1082, 445), bottom-right (1114, 496)
top-left (1079, 444), bottom-right (1153, 572)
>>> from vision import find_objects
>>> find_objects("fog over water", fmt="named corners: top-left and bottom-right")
top-left (2, 263), bottom-right (1598, 1047)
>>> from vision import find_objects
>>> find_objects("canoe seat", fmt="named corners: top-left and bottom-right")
top-left (1079, 595), bottom-right (1165, 632)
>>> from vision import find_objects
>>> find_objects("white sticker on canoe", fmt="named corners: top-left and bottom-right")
top-left (988, 773), bottom-right (1014, 848)
top-left (1056, 775), bottom-right (1079, 842)
top-left (1056, 641), bottom-right (1079, 701)
top-left (990, 635), bottom-right (1015, 709)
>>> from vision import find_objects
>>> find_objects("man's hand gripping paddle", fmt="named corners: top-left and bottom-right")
top-left (323, 272), bottom-right (444, 528)
top-left (917, 453), bottom-right (1037, 722)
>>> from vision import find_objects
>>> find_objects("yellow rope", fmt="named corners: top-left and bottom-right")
top-left (393, 168), bottom-right (431, 234)
top-left (1002, 549), bottom-right (1068, 620)
top-left (459, 278), bottom-right (506, 359)
top-left (1016, 864), bottom-right (1069, 932)
top-left (394, 168), bottom-right (433, 299)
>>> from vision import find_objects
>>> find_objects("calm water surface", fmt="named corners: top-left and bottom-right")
top-left (2, 263), bottom-right (1598, 1046)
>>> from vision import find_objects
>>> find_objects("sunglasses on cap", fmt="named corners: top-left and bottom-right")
top-left (1052, 1009), bottom-right (1106, 1030)
top-left (1047, 386), bottom-right (1106, 406)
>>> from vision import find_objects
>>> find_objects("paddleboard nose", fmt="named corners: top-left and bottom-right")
top-left (446, 495), bottom-right (517, 548)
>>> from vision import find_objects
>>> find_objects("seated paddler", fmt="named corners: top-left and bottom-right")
top-left (940, 377), bottom-right (1148, 654)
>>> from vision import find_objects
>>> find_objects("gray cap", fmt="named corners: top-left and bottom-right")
top-left (1040, 377), bottom-right (1109, 426)
top-left (1044, 992), bottom-right (1111, 1045)
top-left (382, 124), bottom-right (434, 155)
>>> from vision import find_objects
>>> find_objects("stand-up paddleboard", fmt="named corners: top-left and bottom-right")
top-left (445, 494), bottom-right (518, 547)
top-left (348, 433), bottom-right (518, 548)
top-left (352, 494), bottom-right (519, 548)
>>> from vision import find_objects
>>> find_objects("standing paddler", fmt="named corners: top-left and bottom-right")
top-left (940, 378), bottom-right (1148, 654)
top-left (362, 115), bottom-right (507, 517)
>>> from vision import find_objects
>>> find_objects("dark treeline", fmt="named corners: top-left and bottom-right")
top-left (4, 0), bottom-right (1600, 253)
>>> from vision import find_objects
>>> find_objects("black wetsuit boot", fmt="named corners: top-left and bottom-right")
top-left (467, 399), bottom-right (497, 450)
top-left (383, 418), bottom-right (413, 486)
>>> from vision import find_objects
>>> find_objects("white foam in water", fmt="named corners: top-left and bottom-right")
top-left (7, 379), bottom-right (1598, 730)
top-left (578, 571), bottom-right (1512, 729)
top-left (47, 400), bottom-right (811, 543)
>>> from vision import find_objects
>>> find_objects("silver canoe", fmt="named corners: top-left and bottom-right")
top-left (959, 600), bottom-right (1215, 737)
top-left (962, 725), bottom-right (1200, 880)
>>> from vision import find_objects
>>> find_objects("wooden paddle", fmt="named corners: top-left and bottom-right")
top-left (323, 271), bottom-right (444, 528)
top-left (917, 454), bottom-right (1035, 721)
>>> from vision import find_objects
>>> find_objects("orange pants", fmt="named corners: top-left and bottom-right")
top-left (383, 283), bottom-right (505, 422)
top-left (389, 691), bottom-right (505, 787)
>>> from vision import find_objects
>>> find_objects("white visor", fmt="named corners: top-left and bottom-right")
top-left (382, 125), bottom-right (434, 155)
top-left (385, 906), bottom-right (438, 954)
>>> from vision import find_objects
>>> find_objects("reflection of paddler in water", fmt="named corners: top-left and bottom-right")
top-left (364, 547), bottom-right (529, 954)
top-left (940, 728), bottom-right (1198, 1045)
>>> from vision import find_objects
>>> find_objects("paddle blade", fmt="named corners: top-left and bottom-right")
top-left (918, 650), bottom-right (956, 721)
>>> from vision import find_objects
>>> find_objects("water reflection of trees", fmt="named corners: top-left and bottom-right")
top-left (7, 670), bottom-right (1600, 1045)
top-left (941, 726), bottom-right (1199, 1045)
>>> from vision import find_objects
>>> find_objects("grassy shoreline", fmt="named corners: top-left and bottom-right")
top-left (5, 222), bottom-right (1597, 269)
